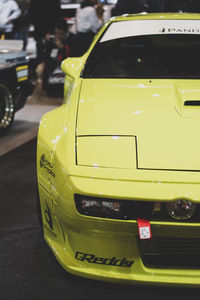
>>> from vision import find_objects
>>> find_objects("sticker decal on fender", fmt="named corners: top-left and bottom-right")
top-left (45, 203), bottom-right (53, 230)
top-left (40, 154), bottom-right (55, 178)
top-left (43, 202), bottom-right (57, 238)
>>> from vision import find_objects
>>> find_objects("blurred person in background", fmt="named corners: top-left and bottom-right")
top-left (150, 0), bottom-right (165, 12)
top-left (29, 0), bottom-right (61, 68)
top-left (137, 0), bottom-right (153, 12)
top-left (13, 0), bottom-right (30, 50)
top-left (188, 0), bottom-right (200, 12)
top-left (112, 0), bottom-right (165, 15)
top-left (53, 19), bottom-right (78, 57)
top-left (0, 0), bottom-right (21, 38)
top-left (111, 0), bottom-right (160, 15)
top-left (111, 0), bottom-right (139, 16)
top-left (163, 0), bottom-right (189, 12)
top-left (41, 19), bottom-right (78, 90)
top-left (76, 0), bottom-right (104, 56)
top-left (112, 0), bottom-right (198, 14)
top-left (43, 20), bottom-right (73, 70)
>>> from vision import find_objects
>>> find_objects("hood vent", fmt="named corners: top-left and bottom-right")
top-left (184, 100), bottom-right (200, 106)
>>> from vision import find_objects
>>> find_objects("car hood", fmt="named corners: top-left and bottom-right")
top-left (77, 79), bottom-right (200, 171)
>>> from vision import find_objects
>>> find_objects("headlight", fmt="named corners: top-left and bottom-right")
top-left (74, 194), bottom-right (154, 220)
top-left (74, 195), bottom-right (199, 222)
top-left (75, 194), bottom-right (123, 219)
top-left (166, 199), bottom-right (196, 220)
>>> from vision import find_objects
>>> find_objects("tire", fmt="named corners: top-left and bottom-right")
top-left (0, 82), bottom-right (15, 136)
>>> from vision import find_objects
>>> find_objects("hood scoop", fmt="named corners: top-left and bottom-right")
top-left (176, 87), bottom-right (200, 118)
top-left (184, 100), bottom-right (200, 106)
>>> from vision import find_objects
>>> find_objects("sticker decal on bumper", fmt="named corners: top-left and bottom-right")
top-left (16, 65), bottom-right (28, 82)
top-left (75, 252), bottom-right (134, 267)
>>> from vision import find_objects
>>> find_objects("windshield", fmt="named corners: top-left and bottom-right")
top-left (83, 34), bottom-right (200, 79)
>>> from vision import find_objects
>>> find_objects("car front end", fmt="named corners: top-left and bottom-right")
top-left (37, 13), bottom-right (200, 286)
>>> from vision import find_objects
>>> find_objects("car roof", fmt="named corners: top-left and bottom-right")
top-left (110, 13), bottom-right (200, 23)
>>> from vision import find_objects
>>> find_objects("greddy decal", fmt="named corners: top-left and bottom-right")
top-left (75, 252), bottom-right (134, 267)
top-left (40, 154), bottom-right (55, 178)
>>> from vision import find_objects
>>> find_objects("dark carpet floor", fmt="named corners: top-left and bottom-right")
top-left (0, 138), bottom-right (199, 299)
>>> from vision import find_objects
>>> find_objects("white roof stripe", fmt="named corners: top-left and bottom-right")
top-left (100, 19), bottom-right (200, 42)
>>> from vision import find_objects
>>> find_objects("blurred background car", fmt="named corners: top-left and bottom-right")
top-left (0, 40), bottom-right (34, 135)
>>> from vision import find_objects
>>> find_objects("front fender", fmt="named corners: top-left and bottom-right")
top-left (37, 105), bottom-right (67, 191)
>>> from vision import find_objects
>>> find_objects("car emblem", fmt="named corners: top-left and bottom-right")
top-left (166, 199), bottom-right (196, 220)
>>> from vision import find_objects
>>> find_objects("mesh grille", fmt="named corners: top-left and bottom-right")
top-left (139, 237), bottom-right (200, 269)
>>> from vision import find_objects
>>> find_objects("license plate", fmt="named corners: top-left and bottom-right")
top-left (16, 65), bottom-right (28, 82)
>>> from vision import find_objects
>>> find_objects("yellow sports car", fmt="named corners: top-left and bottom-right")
top-left (37, 13), bottom-right (200, 286)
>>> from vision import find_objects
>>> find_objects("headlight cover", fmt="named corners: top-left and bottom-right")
top-left (74, 195), bottom-right (200, 222)
top-left (75, 194), bottom-right (122, 219)
top-left (74, 194), bottom-right (154, 220)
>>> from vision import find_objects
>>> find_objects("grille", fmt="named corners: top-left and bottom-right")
top-left (139, 237), bottom-right (200, 269)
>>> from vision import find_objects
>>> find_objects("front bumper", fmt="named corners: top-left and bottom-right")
top-left (38, 174), bottom-right (200, 286)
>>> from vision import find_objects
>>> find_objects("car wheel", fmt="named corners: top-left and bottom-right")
top-left (0, 82), bottom-right (15, 136)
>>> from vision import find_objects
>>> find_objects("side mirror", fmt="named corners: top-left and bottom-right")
top-left (61, 56), bottom-right (86, 78)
